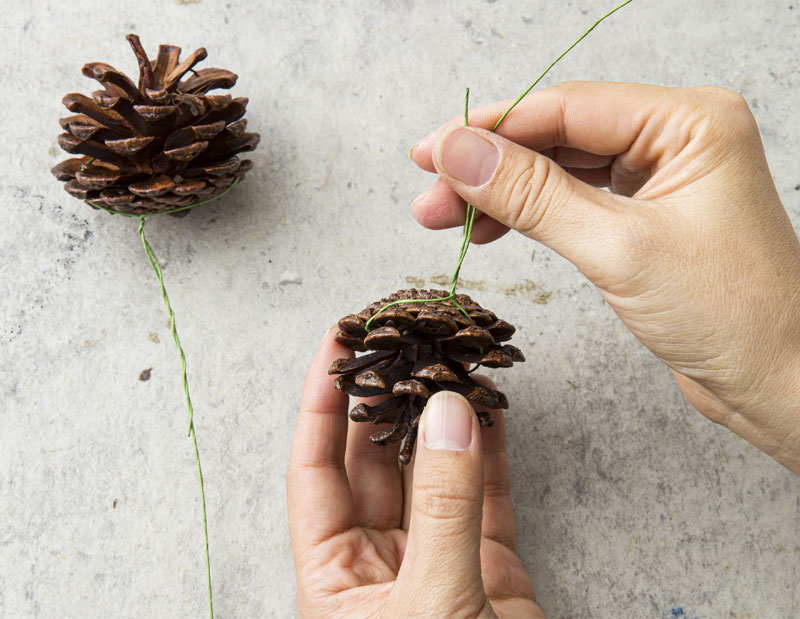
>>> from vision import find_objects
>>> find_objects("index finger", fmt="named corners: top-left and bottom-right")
top-left (409, 81), bottom-right (669, 172)
top-left (287, 328), bottom-right (354, 552)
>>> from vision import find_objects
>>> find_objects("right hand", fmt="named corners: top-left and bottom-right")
top-left (409, 81), bottom-right (800, 475)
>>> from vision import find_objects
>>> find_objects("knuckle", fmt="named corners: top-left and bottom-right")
top-left (690, 86), bottom-right (757, 134)
top-left (413, 471), bottom-right (481, 524)
top-left (694, 85), bottom-right (749, 110)
top-left (496, 155), bottom-right (557, 237)
top-left (483, 478), bottom-right (511, 499)
top-left (555, 79), bottom-right (591, 99)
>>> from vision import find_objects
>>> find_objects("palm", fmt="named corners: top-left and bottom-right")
top-left (297, 518), bottom-right (541, 617)
top-left (297, 527), bottom-right (401, 615)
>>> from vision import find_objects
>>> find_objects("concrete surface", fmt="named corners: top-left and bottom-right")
top-left (2, 1), bottom-right (799, 617)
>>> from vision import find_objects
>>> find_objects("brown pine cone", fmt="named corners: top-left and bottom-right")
top-left (51, 34), bottom-right (259, 217)
top-left (329, 289), bottom-right (525, 465)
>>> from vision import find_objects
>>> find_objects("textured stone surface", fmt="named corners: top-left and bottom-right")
top-left (2, 1), bottom-right (799, 617)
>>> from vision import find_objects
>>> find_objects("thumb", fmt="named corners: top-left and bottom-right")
top-left (432, 125), bottom-right (630, 273)
top-left (393, 391), bottom-right (492, 616)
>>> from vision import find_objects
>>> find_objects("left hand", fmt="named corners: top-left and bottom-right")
top-left (286, 328), bottom-right (543, 618)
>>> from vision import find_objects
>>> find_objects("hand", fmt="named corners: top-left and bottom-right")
top-left (409, 81), bottom-right (800, 475)
top-left (286, 329), bottom-right (544, 618)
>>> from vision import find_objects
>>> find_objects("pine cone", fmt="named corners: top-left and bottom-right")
top-left (329, 289), bottom-right (525, 465)
top-left (51, 34), bottom-right (259, 217)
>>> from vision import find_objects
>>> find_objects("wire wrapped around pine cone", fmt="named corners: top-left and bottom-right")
top-left (329, 289), bottom-right (525, 465)
top-left (51, 34), bottom-right (259, 217)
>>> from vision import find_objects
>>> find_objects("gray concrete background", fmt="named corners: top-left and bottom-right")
top-left (2, 1), bottom-right (799, 617)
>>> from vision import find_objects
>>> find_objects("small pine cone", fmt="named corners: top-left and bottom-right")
top-left (51, 34), bottom-right (259, 217)
top-left (329, 289), bottom-right (525, 465)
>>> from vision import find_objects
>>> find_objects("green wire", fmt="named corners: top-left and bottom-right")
top-left (137, 216), bottom-right (214, 619)
top-left (364, 88), bottom-right (475, 330)
top-left (364, 0), bottom-right (634, 332)
top-left (85, 182), bottom-right (235, 619)
top-left (85, 177), bottom-right (239, 217)
top-left (491, 0), bottom-right (634, 132)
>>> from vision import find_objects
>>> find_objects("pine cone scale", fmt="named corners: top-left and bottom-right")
top-left (181, 69), bottom-right (238, 94)
top-left (152, 45), bottom-right (181, 82)
top-left (104, 136), bottom-right (155, 156)
top-left (328, 349), bottom-right (397, 376)
top-left (82, 63), bottom-right (143, 101)
top-left (163, 47), bottom-right (207, 90)
top-left (63, 93), bottom-right (131, 131)
top-left (132, 104), bottom-right (175, 123)
top-left (75, 166), bottom-right (123, 189)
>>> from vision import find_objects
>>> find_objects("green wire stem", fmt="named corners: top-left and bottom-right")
top-left (84, 181), bottom-right (238, 619)
top-left (137, 216), bottom-right (214, 619)
top-left (137, 217), bottom-right (214, 619)
top-left (364, 88), bottom-right (475, 331)
top-left (364, 0), bottom-right (634, 332)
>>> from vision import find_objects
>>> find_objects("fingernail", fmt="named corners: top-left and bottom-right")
top-left (439, 127), bottom-right (499, 187)
top-left (410, 188), bottom-right (430, 213)
top-left (423, 391), bottom-right (473, 451)
top-left (409, 133), bottom-right (435, 160)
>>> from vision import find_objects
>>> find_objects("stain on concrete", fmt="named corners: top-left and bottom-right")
top-left (504, 279), bottom-right (552, 304)
top-left (404, 274), bottom-right (553, 304)
top-left (404, 276), bottom-right (426, 288)
top-left (429, 273), bottom-right (487, 291)
top-left (278, 271), bottom-right (302, 286)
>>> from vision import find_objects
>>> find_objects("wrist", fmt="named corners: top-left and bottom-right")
top-left (675, 343), bottom-right (800, 476)
top-left (715, 353), bottom-right (800, 476)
